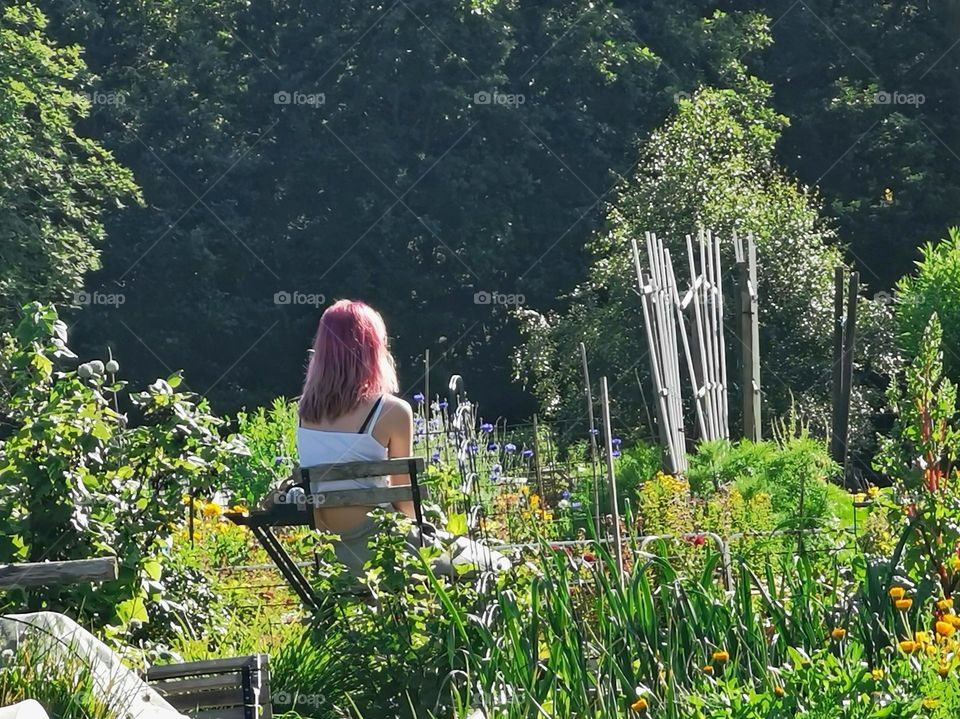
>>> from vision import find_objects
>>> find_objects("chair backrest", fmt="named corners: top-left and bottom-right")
top-left (228, 457), bottom-right (429, 529)
top-left (146, 655), bottom-right (271, 719)
top-left (297, 457), bottom-right (427, 529)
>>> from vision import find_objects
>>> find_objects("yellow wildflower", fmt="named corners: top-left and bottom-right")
top-left (830, 628), bottom-right (847, 641)
top-left (871, 668), bottom-right (884, 680)
top-left (922, 698), bottom-right (940, 710)
top-left (896, 598), bottom-right (913, 610)
top-left (867, 486), bottom-right (879, 497)
top-left (712, 650), bottom-right (729, 663)
top-left (937, 597), bottom-right (954, 610)
top-left (938, 664), bottom-right (950, 677)
top-left (952, 558), bottom-right (960, 571)
top-left (773, 686), bottom-right (785, 698)
top-left (915, 631), bottom-right (929, 644)
top-left (889, 586), bottom-right (906, 600)
top-left (702, 665), bottom-right (714, 675)
top-left (899, 640), bottom-right (917, 653)
top-left (202, 502), bottom-right (222, 518)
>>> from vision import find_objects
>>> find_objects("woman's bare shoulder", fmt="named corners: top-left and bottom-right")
top-left (380, 394), bottom-right (413, 421)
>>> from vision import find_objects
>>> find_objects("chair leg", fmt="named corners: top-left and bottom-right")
top-left (408, 459), bottom-right (425, 548)
top-left (251, 525), bottom-right (323, 614)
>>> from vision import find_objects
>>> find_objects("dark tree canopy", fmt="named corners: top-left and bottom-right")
top-left (7, 0), bottom-right (959, 422)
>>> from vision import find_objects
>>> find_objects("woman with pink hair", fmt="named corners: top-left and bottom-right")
top-left (296, 299), bottom-right (416, 574)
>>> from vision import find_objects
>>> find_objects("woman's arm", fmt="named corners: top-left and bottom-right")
top-left (383, 397), bottom-right (417, 518)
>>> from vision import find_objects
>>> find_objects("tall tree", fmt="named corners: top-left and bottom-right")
top-left (515, 85), bottom-right (897, 456)
top-left (734, 0), bottom-right (960, 290)
top-left (37, 0), bottom-right (767, 417)
top-left (0, 2), bottom-right (139, 330)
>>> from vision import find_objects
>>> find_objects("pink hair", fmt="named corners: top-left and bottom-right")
top-left (299, 300), bottom-right (399, 423)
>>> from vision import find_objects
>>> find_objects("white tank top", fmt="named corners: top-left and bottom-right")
top-left (296, 397), bottom-right (390, 497)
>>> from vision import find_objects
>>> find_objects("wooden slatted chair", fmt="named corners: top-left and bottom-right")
top-left (146, 655), bottom-right (271, 719)
top-left (226, 457), bottom-right (428, 612)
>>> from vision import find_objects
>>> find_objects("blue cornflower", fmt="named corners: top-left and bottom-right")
top-left (489, 464), bottom-right (502, 481)
top-left (589, 428), bottom-right (599, 436)
top-left (505, 442), bottom-right (517, 453)
top-left (468, 442), bottom-right (478, 455)
top-left (487, 442), bottom-right (498, 451)
top-left (439, 400), bottom-right (448, 409)
top-left (413, 392), bottom-right (424, 402)
top-left (612, 449), bottom-right (621, 458)
top-left (612, 437), bottom-right (622, 446)
top-left (561, 489), bottom-right (570, 499)
top-left (571, 501), bottom-right (582, 509)
top-left (480, 422), bottom-right (494, 432)
top-left (431, 450), bottom-right (441, 463)
top-left (522, 448), bottom-right (534, 459)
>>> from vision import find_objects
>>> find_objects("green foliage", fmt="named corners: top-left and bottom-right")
top-left (515, 85), bottom-right (896, 445)
top-left (610, 441), bottom-right (661, 502)
top-left (230, 398), bottom-right (298, 503)
top-left (683, 437), bottom-right (841, 532)
top-left (895, 228), bottom-right (960, 385)
top-left (748, 1), bottom-right (960, 293)
top-left (686, 439), bottom-right (776, 496)
top-left (0, 303), bottom-right (247, 641)
top-left (0, 636), bottom-right (121, 719)
top-left (0, 2), bottom-right (140, 330)
top-left (874, 313), bottom-right (960, 598)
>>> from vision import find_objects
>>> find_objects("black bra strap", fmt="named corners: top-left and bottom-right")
top-left (357, 397), bottom-right (383, 433)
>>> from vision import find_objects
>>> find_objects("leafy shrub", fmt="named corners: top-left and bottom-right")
top-left (610, 441), bottom-right (661, 505)
top-left (0, 303), bottom-right (246, 643)
top-left (895, 227), bottom-right (960, 385)
top-left (686, 439), bottom-right (775, 496)
top-left (229, 398), bottom-right (298, 502)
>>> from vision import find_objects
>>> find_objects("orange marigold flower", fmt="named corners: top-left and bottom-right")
top-left (889, 586), bottom-right (906, 600)
top-left (936, 621), bottom-right (955, 637)
top-left (630, 697), bottom-right (648, 713)
top-left (773, 687), bottom-right (785, 697)
top-left (899, 640), bottom-right (917, 654)
top-left (895, 598), bottom-right (913, 610)
top-left (937, 598), bottom-right (954, 610)
top-left (830, 628), bottom-right (846, 640)
top-left (702, 665), bottom-right (714, 675)
top-left (712, 650), bottom-right (729, 663)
